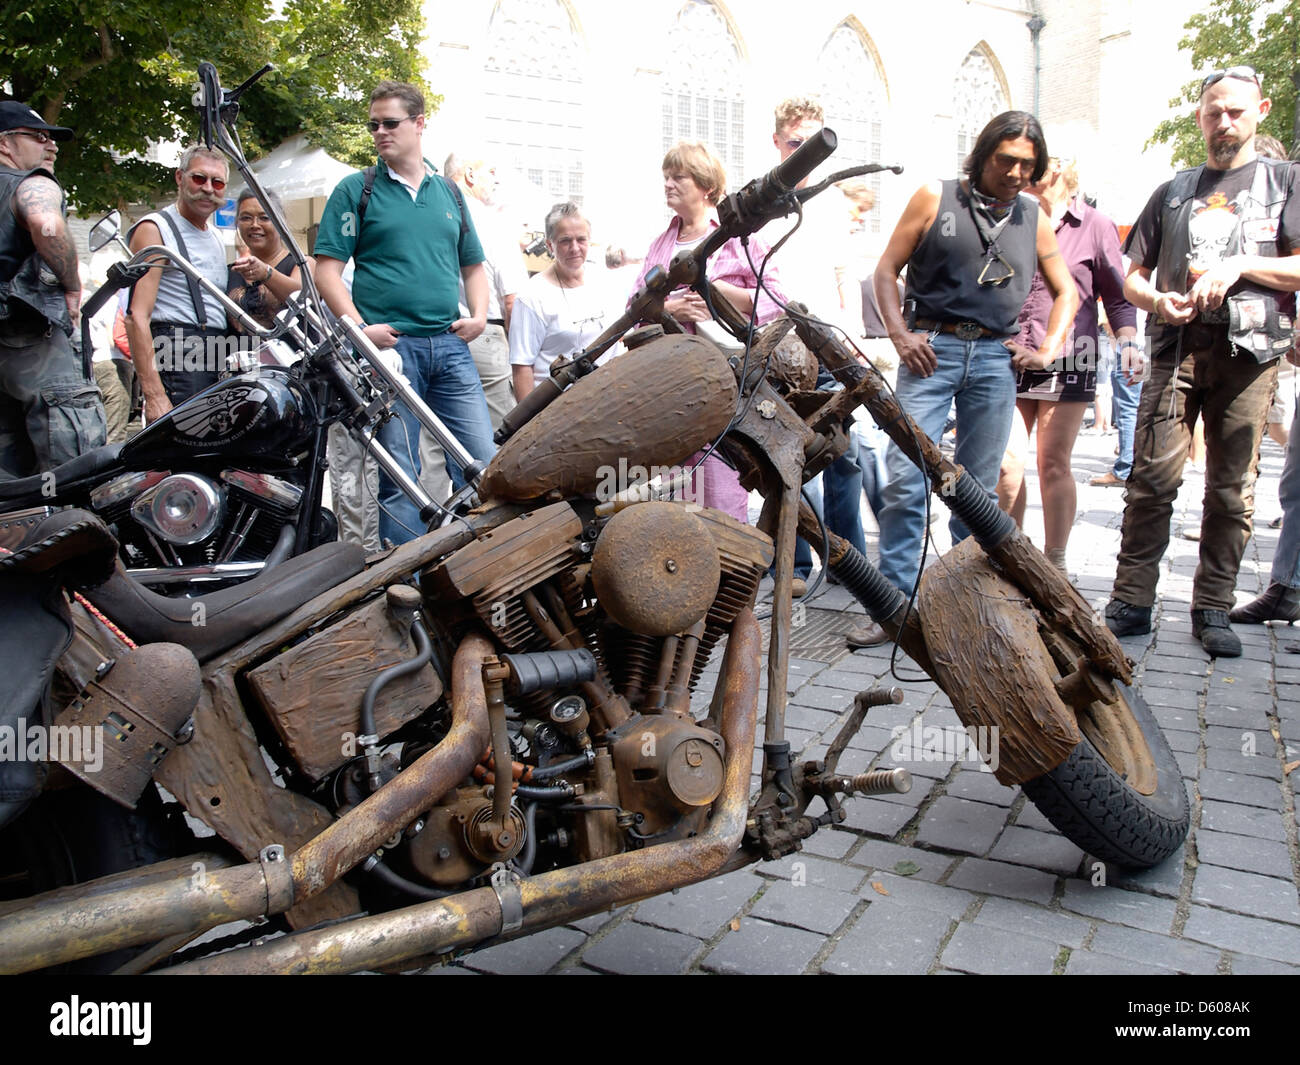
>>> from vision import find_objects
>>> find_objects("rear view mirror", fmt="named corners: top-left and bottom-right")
top-left (89, 210), bottom-right (122, 253)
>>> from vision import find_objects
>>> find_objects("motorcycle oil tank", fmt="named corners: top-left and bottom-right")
top-left (479, 333), bottom-right (739, 502)
top-left (121, 368), bottom-right (315, 467)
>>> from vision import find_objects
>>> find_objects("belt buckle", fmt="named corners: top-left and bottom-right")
top-left (954, 321), bottom-right (982, 341)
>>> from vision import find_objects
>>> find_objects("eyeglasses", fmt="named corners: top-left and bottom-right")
top-left (366, 115), bottom-right (419, 133)
top-left (5, 129), bottom-right (52, 144)
top-left (1200, 66), bottom-right (1260, 94)
top-left (188, 171), bottom-right (227, 192)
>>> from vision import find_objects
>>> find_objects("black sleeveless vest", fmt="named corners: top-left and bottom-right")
top-left (0, 164), bottom-right (72, 334)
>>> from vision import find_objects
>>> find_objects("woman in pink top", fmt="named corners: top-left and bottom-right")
top-left (629, 140), bottom-right (783, 522)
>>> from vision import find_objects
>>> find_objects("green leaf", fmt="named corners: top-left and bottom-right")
top-left (892, 860), bottom-right (921, 877)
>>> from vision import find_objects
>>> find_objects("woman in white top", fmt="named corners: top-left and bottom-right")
top-left (509, 201), bottom-right (610, 397)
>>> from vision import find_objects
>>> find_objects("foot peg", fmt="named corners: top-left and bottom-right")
top-left (826, 767), bottom-right (912, 796)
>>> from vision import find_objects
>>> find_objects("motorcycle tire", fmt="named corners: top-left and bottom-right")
top-left (1021, 680), bottom-right (1189, 870)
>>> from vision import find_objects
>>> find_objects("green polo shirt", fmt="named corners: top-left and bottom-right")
top-left (315, 160), bottom-right (484, 336)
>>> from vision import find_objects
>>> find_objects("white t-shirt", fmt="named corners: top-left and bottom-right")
top-left (508, 269), bottom-right (614, 374)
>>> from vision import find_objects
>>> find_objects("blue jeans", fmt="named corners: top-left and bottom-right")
top-left (794, 442), bottom-right (868, 577)
top-left (1271, 400), bottom-right (1300, 588)
top-left (376, 332), bottom-right (496, 545)
top-left (877, 333), bottom-right (1017, 591)
top-left (1111, 362), bottom-right (1142, 480)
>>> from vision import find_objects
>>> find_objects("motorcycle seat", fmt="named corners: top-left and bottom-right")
top-left (79, 540), bottom-right (367, 662)
top-left (0, 444), bottom-right (125, 505)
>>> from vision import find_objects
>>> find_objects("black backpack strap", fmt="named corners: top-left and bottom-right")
top-left (154, 210), bottom-right (208, 329)
top-left (357, 165), bottom-right (377, 229)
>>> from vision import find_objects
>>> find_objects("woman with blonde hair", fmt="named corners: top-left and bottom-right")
top-left (628, 140), bottom-right (783, 521)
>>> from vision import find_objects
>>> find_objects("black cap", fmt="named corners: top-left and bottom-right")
top-left (0, 101), bottom-right (73, 141)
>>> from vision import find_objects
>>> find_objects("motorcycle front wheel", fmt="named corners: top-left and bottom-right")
top-left (1021, 679), bottom-right (1189, 869)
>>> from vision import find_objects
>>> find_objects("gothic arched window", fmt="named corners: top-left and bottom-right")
top-left (483, 0), bottom-right (587, 203)
top-left (953, 45), bottom-right (1008, 175)
top-left (818, 23), bottom-right (888, 233)
top-left (661, 1), bottom-right (745, 183)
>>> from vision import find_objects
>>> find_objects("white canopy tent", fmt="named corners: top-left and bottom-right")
top-left (248, 133), bottom-right (357, 201)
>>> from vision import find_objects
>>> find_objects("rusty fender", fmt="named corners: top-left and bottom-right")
top-left (0, 633), bottom-right (494, 974)
top-left (162, 609), bottom-right (762, 975)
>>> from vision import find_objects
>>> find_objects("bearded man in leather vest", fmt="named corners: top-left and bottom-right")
top-left (1104, 68), bottom-right (1300, 658)
top-left (0, 101), bottom-right (105, 479)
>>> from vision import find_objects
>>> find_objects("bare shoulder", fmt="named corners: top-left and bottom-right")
top-left (128, 217), bottom-right (162, 250)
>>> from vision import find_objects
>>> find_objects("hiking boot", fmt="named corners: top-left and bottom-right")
top-left (1089, 471), bottom-right (1126, 487)
top-left (1191, 609), bottom-right (1242, 658)
top-left (1104, 599), bottom-right (1152, 637)
top-left (1229, 582), bottom-right (1300, 625)
top-left (846, 620), bottom-right (890, 648)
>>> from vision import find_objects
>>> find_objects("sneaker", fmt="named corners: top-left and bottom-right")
top-left (1191, 609), bottom-right (1241, 658)
top-left (845, 620), bottom-right (890, 648)
top-left (1269, 515), bottom-right (1284, 529)
top-left (1104, 599), bottom-right (1152, 637)
top-left (791, 577), bottom-right (808, 598)
top-left (1089, 471), bottom-right (1126, 487)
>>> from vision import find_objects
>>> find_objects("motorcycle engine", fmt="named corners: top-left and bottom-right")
top-left (90, 468), bottom-right (304, 572)
top-left (385, 499), bottom-right (773, 892)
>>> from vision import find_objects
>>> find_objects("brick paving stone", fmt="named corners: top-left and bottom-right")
top-left (1064, 951), bottom-right (1173, 975)
top-left (1195, 829), bottom-right (1295, 881)
top-left (865, 703), bottom-right (922, 729)
top-left (1059, 881), bottom-right (1178, 934)
top-left (1203, 704), bottom-right (1272, 730)
top-left (581, 921), bottom-right (702, 974)
top-left (463, 927), bottom-right (587, 975)
top-left (821, 899), bottom-right (952, 975)
top-left (1229, 955), bottom-right (1300, 974)
top-left (973, 896), bottom-right (1089, 948)
top-left (1015, 802), bottom-right (1058, 833)
top-left (748, 879), bottom-right (859, 935)
top-left (798, 827), bottom-right (857, 860)
top-left (1144, 687), bottom-right (1202, 711)
top-left (1199, 800), bottom-right (1288, 841)
top-left (1182, 905), bottom-right (1300, 963)
top-left (1205, 724), bottom-right (1263, 751)
top-left (631, 870), bottom-right (763, 940)
top-left (857, 871), bottom-right (977, 919)
top-left (700, 917), bottom-right (826, 975)
top-left (846, 724), bottom-right (900, 754)
top-left (1175, 751), bottom-right (1199, 778)
top-left (1140, 669), bottom-right (1208, 691)
top-left (840, 797), bottom-right (920, 837)
top-left (784, 705), bottom-right (840, 734)
top-left (789, 686), bottom-right (858, 712)
top-left (988, 825), bottom-right (1086, 876)
top-left (945, 770), bottom-right (1019, 807)
top-left (814, 669), bottom-right (879, 692)
top-left (758, 853), bottom-right (867, 894)
top-left (1195, 768), bottom-right (1283, 809)
top-left (940, 921), bottom-right (1060, 974)
top-left (1152, 705), bottom-right (1201, 733)
top-left (944, 856), bottom-right (1058, 905)
top-left (1191, 865), bottom-right (1300, 924)
top-left (567, 907), bottom-right (628, 934)
top-left (913, 796), bottom-right (1009, 856)
top-left (893, 756), bottom-right (958, 781)
top-left (1164, 728), bottom-right (1202, 753)
top-left (1087, 923), bottom-right (1220, 974)
top-left (847, 838), bottom-right (955, 882)
top-left (1110, 843), bottom-right (1188, 898)
top-left (1204, 747), bottom-right (1283, 779)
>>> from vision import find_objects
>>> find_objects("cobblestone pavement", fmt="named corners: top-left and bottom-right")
top-left (433, 424), bottom-right (1300, 976)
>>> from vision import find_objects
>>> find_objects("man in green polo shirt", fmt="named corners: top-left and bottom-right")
top-left (316, 80), bottom-right (494, 545)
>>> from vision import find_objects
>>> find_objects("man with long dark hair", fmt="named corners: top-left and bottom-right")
top-left (855, 111), bottom-right (1077, 645)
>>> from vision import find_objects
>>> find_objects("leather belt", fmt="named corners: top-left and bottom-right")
top-left (914, 317), bottom-right (996, 340)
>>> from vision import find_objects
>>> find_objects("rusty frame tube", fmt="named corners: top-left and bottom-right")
top-left (764, 477), bottom-right (801, 745)
top-left (162, 608), bottom-right (762, 975)
top-left (0, 633), bottom-right (494, 974)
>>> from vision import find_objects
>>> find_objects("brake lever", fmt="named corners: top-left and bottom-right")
top-left (795, 162), bottom-right (904, 203)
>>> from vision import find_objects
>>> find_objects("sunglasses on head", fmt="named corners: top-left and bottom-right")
top-left (188, 171), bottom-right (227, 192)
top-left (366, 115), bottom-right (419, 133)
top-left (1200, 66), bottom-right (1260, 94)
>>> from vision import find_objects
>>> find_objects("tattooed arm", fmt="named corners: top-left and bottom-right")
top-left (14, 173), bottom-right (80, 328)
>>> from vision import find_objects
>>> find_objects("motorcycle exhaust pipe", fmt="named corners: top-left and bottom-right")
top-left (0, 632), bottom-right (495, 974)
top-left (161, 609), bottom-right (762, 975)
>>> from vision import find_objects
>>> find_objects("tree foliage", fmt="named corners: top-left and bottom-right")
top-left (1, 0), bottom-right (431, 212)
top-left (1149, 0), bottom-right (1300, 167)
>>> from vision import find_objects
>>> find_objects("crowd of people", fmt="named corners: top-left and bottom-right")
top-left (3, 65), bottom-right (1299, 661)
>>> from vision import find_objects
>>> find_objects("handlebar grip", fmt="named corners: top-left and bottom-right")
top-left (496, 374), bottom-right (563, 444)
top-left (772, 128), bottom-right (838, 192)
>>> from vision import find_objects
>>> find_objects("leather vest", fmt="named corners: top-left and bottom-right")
top-left (1155, 157), bottom-right (1294, 363)
top-left (0, 164), bottom-right (72, 335)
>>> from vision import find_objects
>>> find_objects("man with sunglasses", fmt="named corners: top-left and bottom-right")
top-left (315, 81), bottom-right (494, 547)
top-left (867, 111), bottom-right (1077, 616)
top-left (0, 100), bottom-right (106, 478)
top-left (124, 145), bottom-right (232, 417)
top-left (1104, 66), bottom-right (1300, 658)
